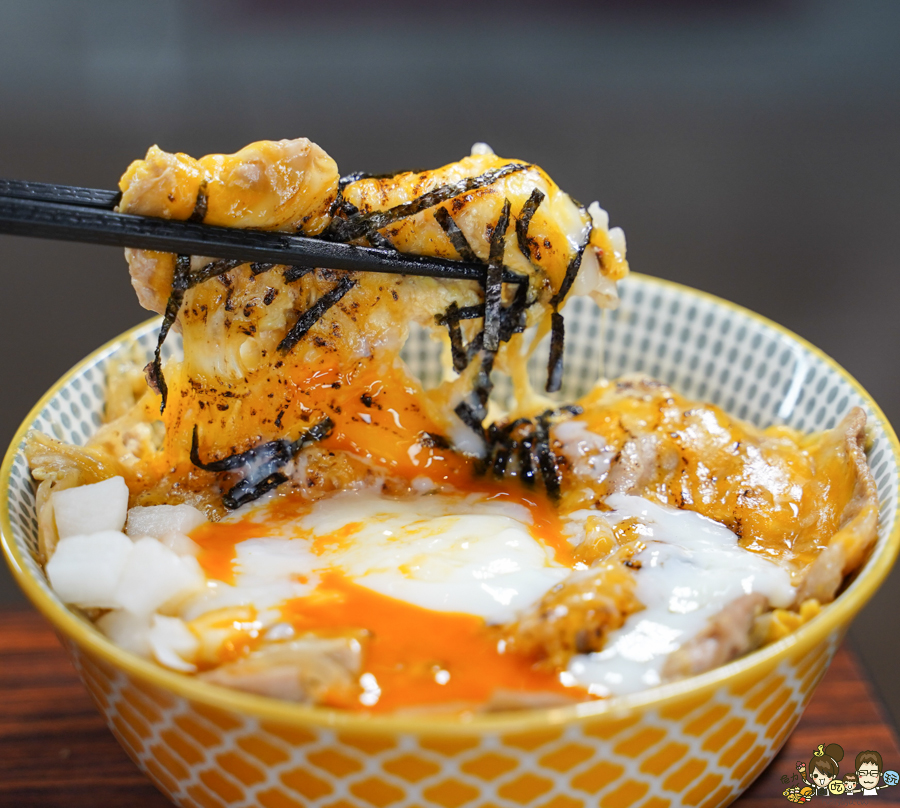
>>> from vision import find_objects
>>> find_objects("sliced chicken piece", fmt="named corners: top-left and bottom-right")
top-left (198, 634), bottom-right (363, 705)
top-left (662, 593), bottom-right (768, 680)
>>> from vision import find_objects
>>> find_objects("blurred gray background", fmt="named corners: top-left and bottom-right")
top-left (1, 0), bottom-right (899, 722)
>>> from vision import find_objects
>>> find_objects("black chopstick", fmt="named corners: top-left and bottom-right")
top-left (0, 179), bottom-right (489, 283)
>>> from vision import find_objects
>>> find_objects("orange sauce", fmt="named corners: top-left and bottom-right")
top-left (186, 476), bottom-right (583, 711)
top-left (282, 572), bottom-right (581, 713)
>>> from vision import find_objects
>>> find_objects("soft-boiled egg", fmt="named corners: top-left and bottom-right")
top-left (183, 485), bottom-right (582, 710)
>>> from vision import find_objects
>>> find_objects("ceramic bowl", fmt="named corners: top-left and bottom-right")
top-left (3, 273), bottom-right (899, 808)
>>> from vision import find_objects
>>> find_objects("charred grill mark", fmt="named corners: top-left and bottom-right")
top-left (338, 168), bottom-right (431, 191)
top-left (433, 207), bottom-right (478, 262)
top-left (145, 254), bottom-right (192, 412)
top-left (515, 188), bottom-right (545, 261)
top-left (278, 276), bottom-right (357, 354)
top-left (190, 417), bottom-right (334, 509)
top-left (189, 258), bottom-right (245, 288)
top-left (546, 311), bottom-right (565, 393)
top-left (483, 199), bottom-right (511, 352)
top-left (324, 163), bottom-right (530, 242)
top-left (188, 182), bottom-right (208, 223)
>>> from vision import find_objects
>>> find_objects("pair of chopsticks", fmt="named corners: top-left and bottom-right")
top-left (0, 178), bottom-right (488, 282)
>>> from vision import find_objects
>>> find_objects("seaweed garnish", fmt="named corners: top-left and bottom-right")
top-left (324, 163), bottom-right (530, 243)
top-left (189, 258), bottom-right (245, 287)
top-left (550, 208), bottom-right (591, 309)
top-left (367, 230), bottom-right (396, 251)
top-left (515, 188), bottom-right (545, 261)
top-left (250, 262), bottom-right (278, 276)
top-left (454, 399), bottom-right (487, 448)
top-left (433, 207), bottom-right (478, 262)
top-left (479, 406), bottom-right (582, 500)
top-left (283, 265), bottom-right (314, 283)
top-left (278, 275), bottom-right (357, 354)
top-left (190, 417), bottom-right (334, 509)
top-left (483, 199), bottom-right (511, 353)
top-left (145, 254), bottom-right (191, 412)
top-left (146, 256), bottom-right (254, 412)
top-left (546, 311), bottom-right (565, 393)
top-left (441, 302), bottom-right (468, 373)
top-left (534, 411), bottom-right (561, 500)
top-left (545, 207), bottom-right (591, 392)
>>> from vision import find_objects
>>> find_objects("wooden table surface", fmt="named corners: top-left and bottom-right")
top-left (2, 606), bottom-right (899, 807)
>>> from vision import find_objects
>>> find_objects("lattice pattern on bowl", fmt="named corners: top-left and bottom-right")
top-left (5, 273), bottom-right (898, 642)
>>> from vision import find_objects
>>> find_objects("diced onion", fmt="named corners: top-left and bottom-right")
top-left (115, 537), bottom-right (205, 616)
top-left (125, 504), bottom-right (207, 540)
top-left (45, 531), bottom-right (134, 609)
top-left (52, 477), bottom-right (129, 539)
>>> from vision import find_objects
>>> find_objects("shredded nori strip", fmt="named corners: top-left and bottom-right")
top-left (191, 417), bottom-right (334, 509)
top-left (515, 188), bottom-right (545, 260)
top-left (367, 229), bottom-right (395, 251)
top-left (546, 311), bottom-right (565, 393)
top-left (474, 349), bottom-right (496, 409)
top-left (145, 254), bottom-right (191, 412)
top-left (550, 207), bottom-right (592, 309)
top-left (534, 412), bottom-right (561, 500)
top-left (518, 434), bottom-right (536, 486)
top-left (499, 274), bottom-right (529, 343)
top-left (188, 183), bottom-right (208, 223)
top-left (324, 163), bottom-right (529, 242)
top-left (433, 207), bottom-right (478, 262)
top-left (465, 330), bottom-right (484, 364)
top-left (277, 275), bottom-right (357, 353)
top-left (483, 199), bottom-right (511, 352)
top-left (479, 406), bottom-right (582, 497)
top-left (441, 302), bottom-right (468, 373)
top-left (435, 302), bottom-right (484, 325)
top-left (454, 399), bottom-right (487, 440)
top-left (283, 265), bottom-right (314, 283)
top-left (188, 258), bottom-right (244, 288)
top-left (338, 168), bottom-right (431, 191)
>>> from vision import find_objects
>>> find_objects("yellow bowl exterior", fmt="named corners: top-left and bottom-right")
top-left (4, 274), bottom-right (899, 808)
top-left (62, 627), bottom-right (844, 808)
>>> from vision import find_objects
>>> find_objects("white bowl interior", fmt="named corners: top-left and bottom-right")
top-left (5, 274), bottom-right (899, 637)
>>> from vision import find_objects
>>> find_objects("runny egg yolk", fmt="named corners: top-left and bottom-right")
top-left (283, 572), bottom-right (577, 713)
top-left (188, 483), bottom-right (586, 711)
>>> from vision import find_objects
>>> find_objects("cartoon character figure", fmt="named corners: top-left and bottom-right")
top-left (784, 786), bottom-right (812, 803)
top-left (844, 773), bottom-right (858, 795)
top-left (798, 744), bottom-right (844, 796)
top-left (854, 750), bottom-right (898, 795)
